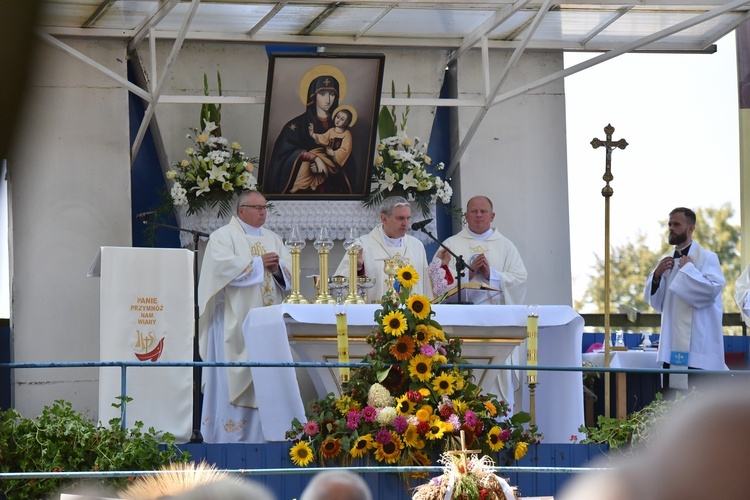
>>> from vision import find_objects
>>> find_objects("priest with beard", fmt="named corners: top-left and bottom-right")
top-left (644, 206), bottom-right (727, 391)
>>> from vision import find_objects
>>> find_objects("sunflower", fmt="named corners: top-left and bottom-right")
top-left (396, 265), bottom-right (419, 288)
top-left (432, 372), bottom-right (457, 396)
top-left (290, 441), bottom-right (314, 466)
top-left (487, 426), bottom-right (505, 452)
top-left (374, 432), bottom-right (404, 464)
top-left (407, 295), bottom-right (431, 319)
top-left (408, 450), bottom-right (432, 479)
top-left (389, 335), bottom-right (415, 361)
top-left (382, 310), bottom-right (408, 336)
top-left (515, 441), bottom-right (529, 460)
top-left (484, 400), bottom-right (498, 417)
top-left (413, 324), bottom-right (431, 346)
top-left (408, 354), bottom-right (433, 382)
top-left (320, 437), bottom-right (342, 459)
top-left (395, 394), bottom-right (416, 415)
top-left (425, 416), bottom-right (448, 440)
top-left (402, 425), bottom-right (422, 448)
top-left (349, 434), bottom-right (374, 458)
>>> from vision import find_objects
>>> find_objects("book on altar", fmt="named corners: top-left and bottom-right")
top-left (437, 280), bottom-right (500, 304)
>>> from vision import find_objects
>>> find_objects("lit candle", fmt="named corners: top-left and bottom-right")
top-left (526, 306), bottom-right (539, 384)
top-left (336, 310), bottom-right (350, 383)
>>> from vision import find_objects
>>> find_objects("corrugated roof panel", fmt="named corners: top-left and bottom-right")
top-left (254, 4), bottom-right (330, 34)
top-left (39, 0), bottom-right (111, 28)
top-left (365, 7), bottom-right (495, 37)
top-left (313, 6), bottom-right (391, 36)
top-left (156, 1), bottom-right (273, 32)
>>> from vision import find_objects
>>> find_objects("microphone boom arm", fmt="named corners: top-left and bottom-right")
top-left (415, 226), bottom-right (475, 305)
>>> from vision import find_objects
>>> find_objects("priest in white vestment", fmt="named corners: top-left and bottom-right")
top-left (334, 195), bottom-right (434, 302)
top-left (735, 264), bottom-right (750, 326)
top-left (432, 195), bottom-right (528, 409)
top-left (198, 190), bottom-right (291, 442)
top-left (643, 207), bottom-right (726, 390)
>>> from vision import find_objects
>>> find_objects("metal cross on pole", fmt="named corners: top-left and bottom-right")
top-left (591, 124), bottom-right (628, 419)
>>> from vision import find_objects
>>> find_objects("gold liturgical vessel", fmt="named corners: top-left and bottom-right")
top-left (283, 226), bottom-right (308, 304)
top-left (313, 227), bottom-right (336, 304)
top-left (383, 255), bottom-right (403, 298)
top-left (343, 228), bottom-right (365, 304)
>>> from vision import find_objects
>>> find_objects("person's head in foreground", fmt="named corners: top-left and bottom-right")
top-left (300, 470), bottom-right (372, 500)
top-left (558, 381), bottom-right (750, 500)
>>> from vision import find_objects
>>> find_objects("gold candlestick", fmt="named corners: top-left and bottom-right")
top-left (313, 227), bottom-right (336, 304)
top-left (283, 226), bottom-right (308, 304)
top-left (343, 228), bottom-right (364, 304)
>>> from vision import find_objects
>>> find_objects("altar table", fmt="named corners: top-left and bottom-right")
top-left (243, 304), bottom-right (584, 443)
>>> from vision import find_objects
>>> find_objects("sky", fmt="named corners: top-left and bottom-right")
top-left (0, 34), bottom-right (742, 318)
top-left (564, 34), bottom-right (741, 308)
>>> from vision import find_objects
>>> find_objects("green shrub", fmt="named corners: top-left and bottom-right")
top-left (0, 398), bottom-right (188, 499)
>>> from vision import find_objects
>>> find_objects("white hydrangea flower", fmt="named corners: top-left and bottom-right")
top-left (367, 383), bottom-right (394, 408)
top-left (375, 406), bottom-right (398, 426)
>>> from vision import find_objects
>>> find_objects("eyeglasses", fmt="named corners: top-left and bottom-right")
top-left (240, 205), bottom-right (268, 211)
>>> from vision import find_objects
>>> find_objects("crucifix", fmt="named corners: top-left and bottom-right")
top-left (447, 430), bottom-right (481, 474)
top-left (591, 124), bottom-right (627, 419)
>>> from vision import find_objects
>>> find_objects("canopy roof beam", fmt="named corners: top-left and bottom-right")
top-left (131, 0), bottom-right (202, 162)
top-left (128, 0), bottom-right (182, 54)
top-left (448, 0), bottom-right (554, 176)
top-left (248, 1), bottom-right (289, 38)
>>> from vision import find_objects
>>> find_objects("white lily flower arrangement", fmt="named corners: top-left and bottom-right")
top-left (166, 119), bottom-right (258, 218)
top-left (363, 86), bottom-right (452, 217)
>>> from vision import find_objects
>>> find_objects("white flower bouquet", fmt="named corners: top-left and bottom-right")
top-left (363, 93), bottom-right (452, 217)
top-left (166, 120), bottom-right (257, 218)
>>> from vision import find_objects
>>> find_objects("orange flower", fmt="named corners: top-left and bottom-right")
top-left (320, 437), bottom-right (342, 459)
top-left (390, 335), bottom-right (416, 360)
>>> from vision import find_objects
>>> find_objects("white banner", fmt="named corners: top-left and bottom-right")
top-left (95, 247), bottom-right (194, 442)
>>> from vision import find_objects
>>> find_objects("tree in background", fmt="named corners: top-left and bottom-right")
top-left (576, 204), bottom-right (741, 326)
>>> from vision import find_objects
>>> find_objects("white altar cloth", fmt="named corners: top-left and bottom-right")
top-left (243, 304), bottom-right (584, 443)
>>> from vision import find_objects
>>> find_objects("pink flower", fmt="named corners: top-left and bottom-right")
top-left (303, 420), bottom-right (319, 436)
top-left (375, 428), bottom-right (392, 444)
top-left (362, 405), bottom-right (377, 422)
top-left (500, 429), bottom-right (511, 441)
top-left (393, 416), bottom-right (408, 433)
top-left (420, 344), bottom-right (436, 357)
top-left (464, 410), bottom-right (478, 428)
top-left (346, 410), bottom-right (361, 430)
top-left (448, 414), bottom-right (461, 430)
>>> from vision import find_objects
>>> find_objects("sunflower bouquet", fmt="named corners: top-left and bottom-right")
top-left (286, 265), bottom-right (541, 475)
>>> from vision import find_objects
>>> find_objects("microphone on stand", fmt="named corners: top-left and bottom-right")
top-left (411, 218), bottom-right (433, 231)
top-left (136, 211), bottom-right (157, 222)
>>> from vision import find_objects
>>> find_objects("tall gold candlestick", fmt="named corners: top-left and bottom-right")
top-left (283, 227), bottom-right (308, 304)
top-left (343, 229), bottom-right (364, 304)
top-left (313, 227), bottom-right (336, 304)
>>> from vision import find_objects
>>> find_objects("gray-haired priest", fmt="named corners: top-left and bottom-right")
top-left (334, 195), bottom-right (434, 302)
top-left (198, 190), bottom-right (291, 442)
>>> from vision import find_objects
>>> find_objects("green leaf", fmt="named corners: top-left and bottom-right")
top-left (378, 106), bottom-right (396, 142)
top-left (376, 366), bottom-right (392, 383)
